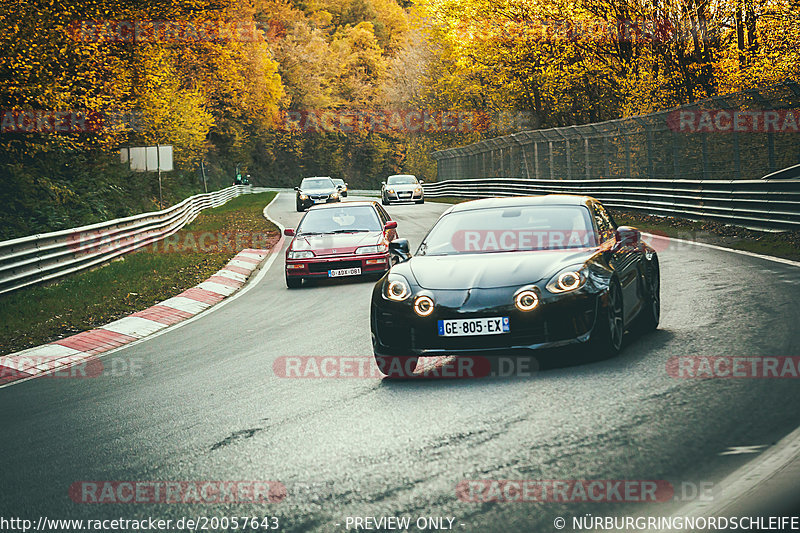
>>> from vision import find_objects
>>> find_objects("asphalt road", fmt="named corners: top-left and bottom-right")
top-left (1, 193), bottom-right (799, 533)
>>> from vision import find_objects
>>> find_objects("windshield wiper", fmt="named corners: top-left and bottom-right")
top-left (330, 229), bottom-right (372, 233)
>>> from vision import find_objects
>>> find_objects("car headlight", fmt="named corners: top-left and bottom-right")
top-left (288, 250), bottom-right (314, 259)
top-left (414, 295), bottom-right (434, 316)
top-left (546, 265), bottom-right (589, 293)
top-left (356, 244), bottom-right (388, 255)
top-left (385, 274), bottom-right (411, 301)
top-left (331, 192), bottom-right (339, 199)
top-left (387, 189), bottom-right (395, 194)
top-left (514, 288), bottom-right (540, 311)
top-left (415, 187), bottom-right (422, 193)
top-left (299, 194), bottom-right (308, 200)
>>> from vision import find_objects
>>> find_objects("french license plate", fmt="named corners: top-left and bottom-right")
top-left (329, 267), bottom-right (361, 277)
top-left (438, 317), bottom-right (510, 337)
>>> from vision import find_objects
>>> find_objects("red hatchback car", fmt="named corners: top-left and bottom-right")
top-left (284, 201), bottom-right (400, 288)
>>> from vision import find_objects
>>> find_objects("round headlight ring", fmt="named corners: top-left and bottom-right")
top-left (414, 295), bottom-right (434, 317)
top-left (387, 280), bottom-right (409, 301)
top-left (515, 290), bottom-right (539, 311)
top-left (557, 271), bottom-right (582, 291)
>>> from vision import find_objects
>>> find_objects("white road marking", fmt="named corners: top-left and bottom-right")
top-left (643, 232), bottom-right (800, 269)
top-left (719, 445), bottom-right (768, 456)
top-left (196, 280), bottom-right (238, 296)
top-left (159, 296), bottom-right (212, 315)
top-left (101, 316), bottom-right (169, 338)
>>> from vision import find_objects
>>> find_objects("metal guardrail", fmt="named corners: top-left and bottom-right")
top-left (422, 178), bottom-right (800, 231)
top-left (0, 185), bottom-right (252, 295)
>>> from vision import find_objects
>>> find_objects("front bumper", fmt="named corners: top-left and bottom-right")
top-left (286, 253), bottom-right (390, 279)
top-left (297, 195), bottom-right (340, 209)
top-left (384, 190), bottom-right (423, 202)
top-left (371, 287), bottom-right (601, 357)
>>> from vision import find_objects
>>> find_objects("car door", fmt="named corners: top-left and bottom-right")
top-left (592, 202), bottom-right (638, 323)
top-left (375, 204), bottom-right (398, 241)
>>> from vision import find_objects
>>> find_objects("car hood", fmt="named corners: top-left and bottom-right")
top-left (291, 232), bottom-right (383, 255)
top-left (408, 249), bottom-right (597, 289)
top-left (300, 188), bottom-right (336, 194)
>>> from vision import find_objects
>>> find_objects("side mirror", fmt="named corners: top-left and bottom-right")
top-left (418, 180), bottom-right (424, 184)
top-left (383, 221), bottom-right (398, 231)
top-left (344, 182), bottom-right (349, 187)
top-left (381, 181), bottom-right (386, 186)
top-left (284, 228), bottom-right (295, 237)
top-left (389, 238), bottom-right (411, 263)
top-left (294, 186), bottom-right (300, 191)
top-left (612, 226), bottom-right (640, 252)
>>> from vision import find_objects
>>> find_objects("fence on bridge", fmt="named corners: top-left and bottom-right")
top-left (432, 81), bottom-right (800, 182)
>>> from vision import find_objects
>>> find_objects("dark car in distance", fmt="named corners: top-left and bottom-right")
top-left (284, 201), bottom-right (400, 288)
top-left (371, 195), bottom-right (660, 377)
top-left (296, 177), bottom-right (341, 211)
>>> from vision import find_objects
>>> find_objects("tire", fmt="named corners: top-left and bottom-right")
top-left (381, 196), bottom-right (389, 206)
top-left (374, 355), bottom-right (419, 378)
top-left (586, 280), bottom-right (624, 360)
top-left (636, 257), bottom-right (660, 332)
top-left (296, 202), bottom-right (304, 212)
top-left (286, 274), bottom-right (303, 289)
top-left (416, 199), bottom-right (424, 204)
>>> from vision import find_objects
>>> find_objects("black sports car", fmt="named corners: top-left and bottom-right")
top-left (371, 195), bottom-right (660, 377)
top-left (295, 176), bottom-right (341, 211)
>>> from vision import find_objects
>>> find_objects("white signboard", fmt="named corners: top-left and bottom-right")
top-left (121, 145), bottom-right (173, 172)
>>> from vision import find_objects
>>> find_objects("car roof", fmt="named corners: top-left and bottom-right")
top-left (303, 176), bottom-right (332, 180)
top-left (387, 174), bottom-right (416, 178)
top-left (447, 194), bottom-right (597, 213)
top-left (307, 200), bottom-right (378, 210)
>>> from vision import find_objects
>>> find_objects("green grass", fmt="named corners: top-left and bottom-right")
top-left (0, 192), bottom-right (278, 356)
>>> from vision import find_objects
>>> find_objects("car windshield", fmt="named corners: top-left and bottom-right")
top-left (331, 179), bottom-right (344, 186)
top-left (301, 178), bottom-right (334, 189)
top-left (298, 206), bottom-right (382, 234)
top-left (387, 175), bottom-right (417, 185)
top-left (418, 205), bottom-right (597, 256)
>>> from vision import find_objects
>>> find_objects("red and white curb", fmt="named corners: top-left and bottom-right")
top-left (0, 248), bottom-right (272, 385)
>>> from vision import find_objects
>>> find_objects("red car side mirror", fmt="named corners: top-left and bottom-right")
top-left (284, 228), bottom-right (295, 237)
top-left (383, 221), bottom-right (398, 231)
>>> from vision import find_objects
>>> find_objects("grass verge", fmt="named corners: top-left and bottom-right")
top-left (427, 196), bottom-right (800, 262)
top-left (0, 192), bottom-right (278, 356)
